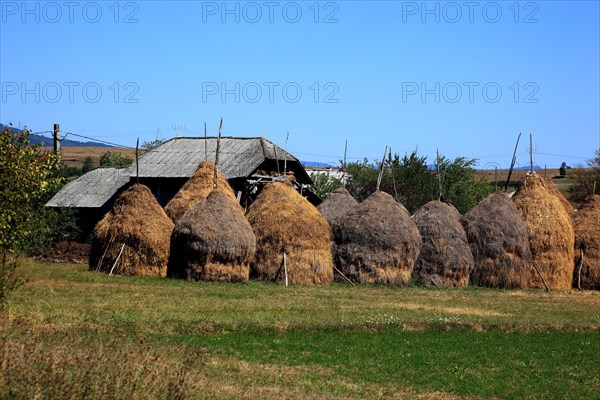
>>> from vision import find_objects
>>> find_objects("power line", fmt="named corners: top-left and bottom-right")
top-left (61, 132), bottom-right (135, 149)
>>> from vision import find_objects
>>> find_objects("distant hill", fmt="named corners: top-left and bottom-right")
top-left (1, 124), bottom-right (112, 147)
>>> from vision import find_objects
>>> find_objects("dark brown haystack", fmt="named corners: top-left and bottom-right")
top-left (412, 201), bottom-right (474, 288)
top-left (513, 173), bottom-right (575, 290)
top-left (333, 191), bottom-right (421, 285)
top-left (164, 162), bottom-right (237, 223)
top-left (167, 189), bottom-right (256, 282)
top-left (544, 177), bottom-right (574, 214)
top-left (460, 192), bottom-right (532, 289)
top-left (89, 184), bottom-right (174, 277)
top-left (317, 187), bottom-right (358, 226)
top-left (246, 181), bottom-right (333, 285)
top-left (572, 195), bottom-right (600, 290)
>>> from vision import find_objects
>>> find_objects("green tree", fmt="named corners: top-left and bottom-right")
top-left (99, 151), bottom-right (133, 168)
top-left (345, 151), bottom-right (493, 214)
top-left (569, 149), bottom-right (600, 202)
top-left (435, 156), bottom-right (494, 213)
top-left (309, 172), bottom-right (343, 198)
top-left (559, 162), bottom-right (568, 177)
top-left (141, 138), bottom-right (166, 151)
top-left (81, 156), bottom-right (95, 173)
top-left (0, 126), bottom-right (62, 304)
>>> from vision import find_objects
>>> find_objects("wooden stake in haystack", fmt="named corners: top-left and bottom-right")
top-left (213, 118), bottom-right (223, 189)
top-left (284, 132), bottom-right (290, 176)
top-left (529, 130), bottom-right (534, 174)
top-left (136, 137), bottom-right (140, 184)
top-left (342, 139), bottom-right (348, 187)
top-left (505, 132), bottom-right (522, 192)
top-left (376, 145), bottom-right (388, 191)
top-left (204, 122), bottom-right (208, 162)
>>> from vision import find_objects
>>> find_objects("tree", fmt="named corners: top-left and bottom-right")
top-left (309, 172), bottom-right (343, 198)
top-left (559, 162), bottom-right (568, 177)
top-left (0, 126), bottom-right (62, 304)
top-left (141, 138), bottom-right (166, 151)
top-left (569, 149), bottom-right (600, 202)
top-left (81, 156), bottom-right (95, 173)
top-left (99, 151), bottom-right (133, 168)
top-left (345, 150), bottom-right (493, 214)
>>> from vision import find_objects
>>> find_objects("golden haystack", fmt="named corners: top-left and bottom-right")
top-left (513, 173), bottom-right (575, 290)
top-left (544, 177), bottom-right (574, 214)
top-left (317, 187), bottom-right (358, 227)
top-left (460, 192), bottom-right (532, 289)
top-left (412, 201), bottom-right (474, 288)
top-left (89, 184), bottom-right (174, 277)
top-left (333, 191), bottom-right (421, 285)
top-left (246, 181), bottom-right (333, 285)
top-left (572, 194), bottom-right (600, 290)
top-left (168, 189), bottom-right (256, 282)
top-left (164, 162), bottom-right (238, 223)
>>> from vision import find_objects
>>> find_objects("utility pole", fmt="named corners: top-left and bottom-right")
top-left (53, 124), bottom-right (60, 155)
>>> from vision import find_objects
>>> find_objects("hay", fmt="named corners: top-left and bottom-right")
top-left (317, 187), bottom-right (358, 227)
top-left (412, 201), bottom-right (474, 288)
top-left (89, 184), bottom-right (174, 277)
top-left (164, 162), bottom-right (238, 223)
top-left (572, 194), bottom-right (600, 290)
top-left (513, 173), bottom-right (575, 290)
top-left (460, 192), bottom-right (532, 289)
top-left (246, 181), bottom-right (333, 285)
top-left (167, 189), bottom-right (256, 282)
top-left (333, 191), bottom-right (421, 285)
top-left (544, 177), bottom-right (574, 214)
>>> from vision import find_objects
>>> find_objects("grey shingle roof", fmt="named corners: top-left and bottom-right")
top-left (46, 137), bottom-right (308, 208)
top-left (46, 168), bottom-right (130, 208)
top-left (132, 137), bottom-right (297, 178)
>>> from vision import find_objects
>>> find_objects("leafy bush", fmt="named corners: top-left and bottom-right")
top-left (99, 151), bottom-right (133, 168)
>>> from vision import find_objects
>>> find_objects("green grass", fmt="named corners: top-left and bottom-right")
top-left (2, 260), bottom-right (599, 399)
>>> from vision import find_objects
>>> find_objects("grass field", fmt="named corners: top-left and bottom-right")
top-left (42, 146), bottom-right (137, 168)
top-left (2, 260), bottom-right (599, 399)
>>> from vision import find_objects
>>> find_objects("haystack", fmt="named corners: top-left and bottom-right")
top-left (460, 192), bottom-right (532, 289)
top-left (246, 181), bottom-right (333, 285)
top-left (317, 187), bottom-right (358, 226)
top-left (412, 201), bottom-right (473, 288)
top-left (512, 173), bottom-right (575, 290)
top-left (572, 194), bottom-right (600, 290)
top-left (89, 184), bottom-right (174, 277)
top-left (164, 162), bottom-right (238, 223)
top-left (168, 189), bottom-right (256, 282)
top-left (333, 191), bottom-right (421, 285)
top-left (544, 177), bottom-right (574, 214)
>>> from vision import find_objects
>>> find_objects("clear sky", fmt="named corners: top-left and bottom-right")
top-left (1, 0), bottom-right (599, 168)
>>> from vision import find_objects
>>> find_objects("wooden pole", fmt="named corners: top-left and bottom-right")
top-left (204, 122), bottom-right (208, 162)
top-left (436, 149), bottom-right (443, 201)
top-left (273, 144), bottom-right (280, 175)
top-left (529, 131), bottom-right (533, 173)
top-left (283, 251), bottom-right (288, 287)
top-left (577, 247), bottom-right (584, 290)
top-left (53, 123), bottom-right (60, 155)
top-left (333, 265), bottom-right (355, 286)
top-left (109, 243), bottom-right (126, 276)
top-left (389, 148), bottom-right (398, 199)
top-left (342, 139), bottom-right (348, 187)
top-left (213, 118), bottom-right (223, 189)
top-left (136, 138), bottom-right (139, 184)
top-left (505, 133), bottom-right (522, 192)
top-left (376, 145), bottom-right (388, 191)
top-left (284, 132), bottom-right (289, 176)
top-left (531, 260), bottom-right (550, 292)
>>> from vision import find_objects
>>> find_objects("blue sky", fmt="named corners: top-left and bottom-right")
top-left (1, 0), bottom-right (598, 168)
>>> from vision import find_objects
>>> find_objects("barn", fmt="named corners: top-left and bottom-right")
top-left (46, 136), bottom-right (317, 236)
